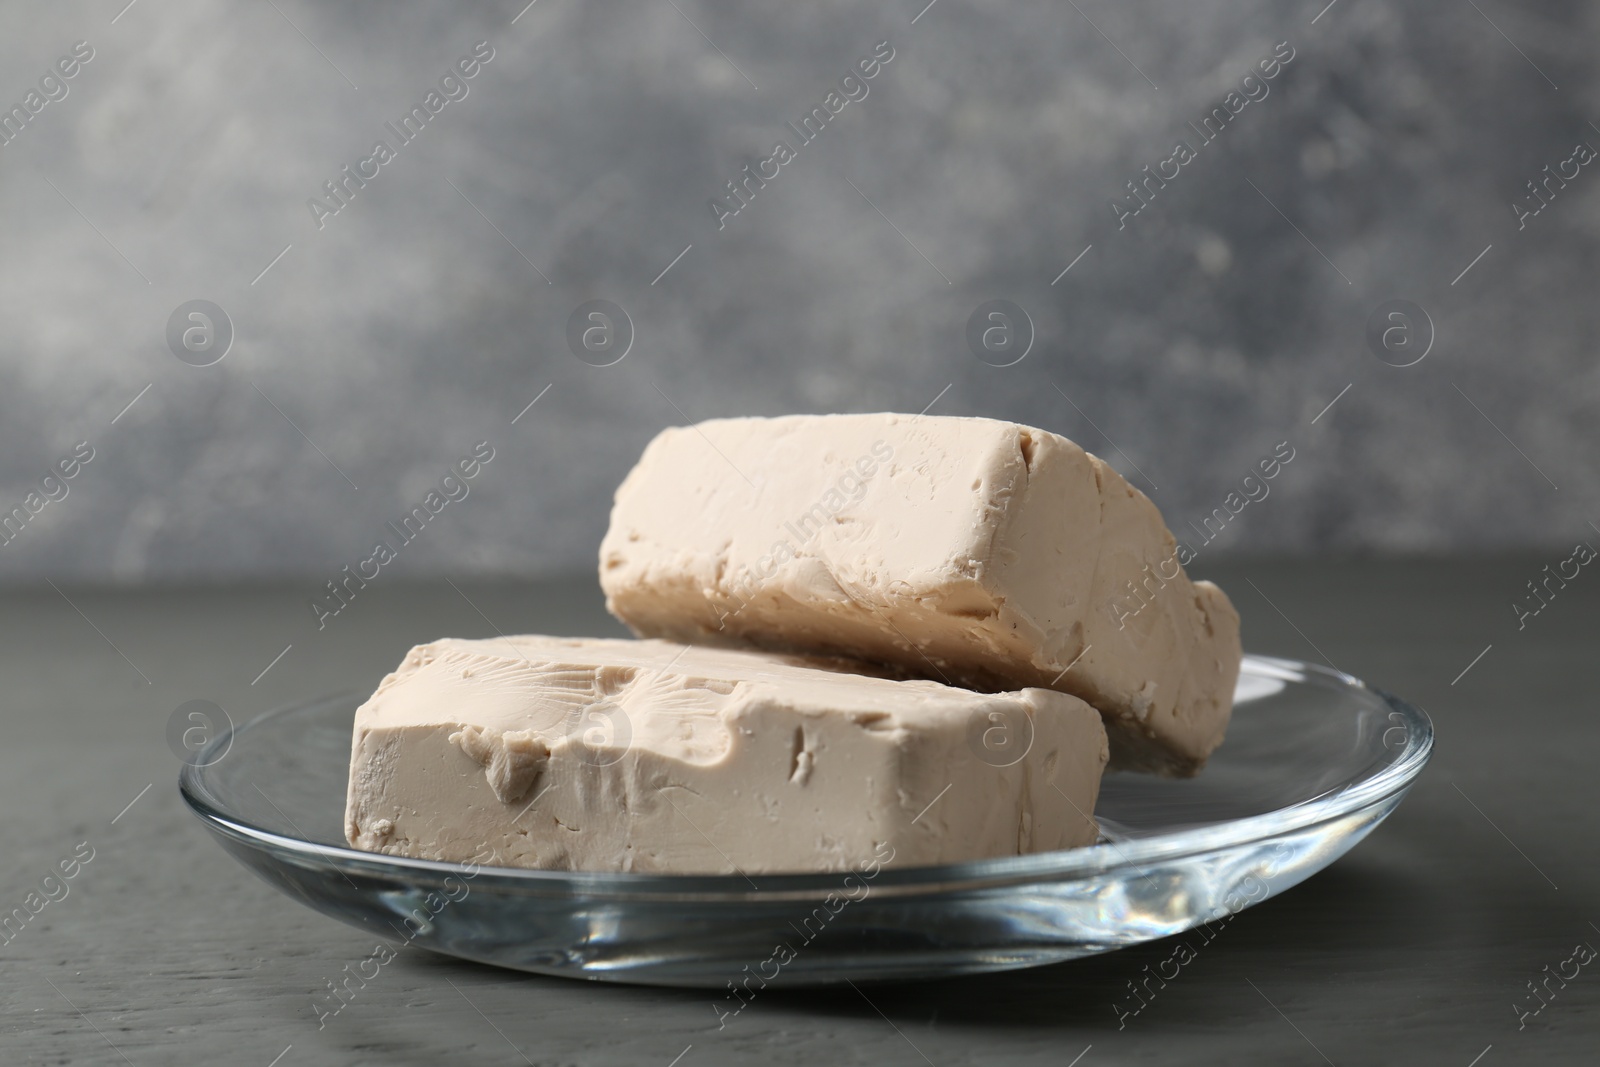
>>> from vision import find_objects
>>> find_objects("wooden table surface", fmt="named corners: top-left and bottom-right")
top-left (3, 558), bottom-right (1596, 1065)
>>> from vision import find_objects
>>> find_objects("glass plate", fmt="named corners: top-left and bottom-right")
top-left (179, 654), bottom-right (1431, 988)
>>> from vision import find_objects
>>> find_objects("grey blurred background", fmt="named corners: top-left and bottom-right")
top-left (0, 0), bottom-right (1595, 587)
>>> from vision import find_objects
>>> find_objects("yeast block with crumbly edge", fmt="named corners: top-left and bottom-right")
top-left (599, 413), bottom-right (1241, 775)
top-left (345, 635), bottom-right (1107, 874)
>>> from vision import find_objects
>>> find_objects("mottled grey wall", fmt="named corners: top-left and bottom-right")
top-left (0, 0), bottom-right (1595, 585)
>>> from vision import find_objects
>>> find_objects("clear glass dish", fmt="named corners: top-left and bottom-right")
top-left (179, 654), bottom-right (1432, 988)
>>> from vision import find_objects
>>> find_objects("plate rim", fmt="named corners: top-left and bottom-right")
top-left (180, 653), bottom-right (1433, 898)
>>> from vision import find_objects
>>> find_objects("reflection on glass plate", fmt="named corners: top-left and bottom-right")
top-left (180, 655), bottom-right (1431, 987)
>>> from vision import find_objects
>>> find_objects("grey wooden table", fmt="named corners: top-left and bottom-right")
top-left (3, 558), bottom-right (1596, 1065)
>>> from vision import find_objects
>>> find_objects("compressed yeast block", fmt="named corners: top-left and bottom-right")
top-left (345, 635), bottom-right (1108, 874)
top-left (599, 413), bottom-right (1241, 775)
